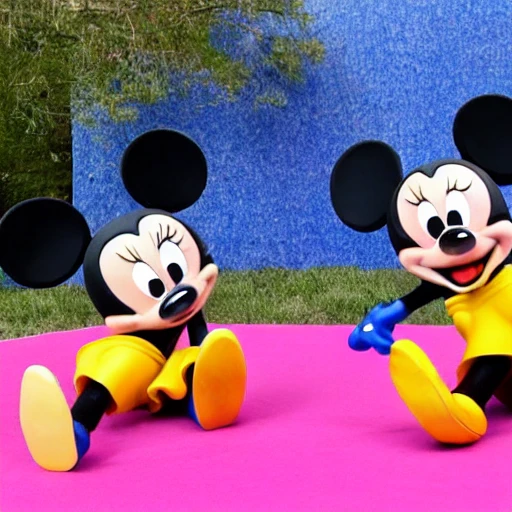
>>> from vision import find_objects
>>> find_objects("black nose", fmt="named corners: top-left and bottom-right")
top-left (159, 284), bottom-right (198, 320)
top-left (438, 228), bottom-right (476, 255)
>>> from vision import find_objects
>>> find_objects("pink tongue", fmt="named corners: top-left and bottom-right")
top-left (451, 263), bottom-right (484, 285)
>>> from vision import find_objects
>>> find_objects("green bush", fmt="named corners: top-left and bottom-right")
top-left (0, 1), bottom-right (324, 215)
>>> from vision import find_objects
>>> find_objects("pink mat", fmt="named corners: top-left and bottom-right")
top-left (1, 324), bottom-right (512, 512)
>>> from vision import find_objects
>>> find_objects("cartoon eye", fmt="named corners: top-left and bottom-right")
top-left (132, 262), bottom-right (166, 299)
top-left (159, 240), bottom-right (188, 284)
top-left (418, 201), bottom-right (445, 239)
top-left (446, 190), bottom-right (470, 227)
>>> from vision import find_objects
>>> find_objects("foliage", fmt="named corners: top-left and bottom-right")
top-left (0, 0), bottom-right (324, 214)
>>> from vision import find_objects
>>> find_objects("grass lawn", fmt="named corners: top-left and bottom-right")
top-left (0, 267), bottom-right (451, 339)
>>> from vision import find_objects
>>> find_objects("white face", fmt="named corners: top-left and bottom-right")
top-left (99, 214), bottom-right (218, 334)
top-left (396, 164), bottom-right (512, 293)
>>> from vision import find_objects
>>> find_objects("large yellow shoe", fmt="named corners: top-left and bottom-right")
top-left (389, 339), bottom-right (487, 445)
top-left (20, 365), bottom-right (79, 471)
top-left (192, 329), bottom-right (247, 430)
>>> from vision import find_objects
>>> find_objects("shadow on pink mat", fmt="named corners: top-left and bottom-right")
top-left (1, 324), bottom-right (512, 512)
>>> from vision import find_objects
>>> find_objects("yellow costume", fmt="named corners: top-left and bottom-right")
top-left (74, 335), bottom-right (199, 414)
top-left (390, 265), bottom-right (512, 445)
top-left (446, 265), bottom-right (512, 407)
top-left (73, 328), bottom-right (247, 420)
top-left (19, 328), bottom-right (247, 471)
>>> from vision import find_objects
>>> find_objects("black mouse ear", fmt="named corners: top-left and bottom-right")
top-left (121, 129), bottom-right (207, 212)
top-left (330, 141), bottom-right (403, 232)
top-left (453, 94), bottom-right (512, 185)
top-left (0, 198), bottom-right (91, 288)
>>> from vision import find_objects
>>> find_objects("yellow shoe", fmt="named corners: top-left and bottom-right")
top-left (191, 329), bottom-right (247, 430)
top-left (20, 365), bottom-right (79, 471)
top-left (389, 339), bottom-right (487, 445)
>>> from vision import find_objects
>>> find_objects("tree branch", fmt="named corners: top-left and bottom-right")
top-left (182, 4), bottom-right (285, 18)
top-left (126, 13), bottom-right (135, 41)
top-left (221, 18), bottom-right (263, 39)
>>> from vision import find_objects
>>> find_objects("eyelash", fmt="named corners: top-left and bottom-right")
top-left (446, 178), bottom-right (471, 194)
top-left (406, 179), bottom-right (472, 206)
top-left (406, 185), bottom-right (427, 206)
top-left (156, 223), bottom-right (184, 249)
top-left (117, 246), bottom-right (143, 264)
top-left (116, 224), bottom-right (184, 264)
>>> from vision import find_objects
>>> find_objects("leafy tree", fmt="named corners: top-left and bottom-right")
top-left (0, 0), bottom-right (324, 214)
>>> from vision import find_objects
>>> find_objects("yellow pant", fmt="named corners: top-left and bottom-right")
top-left (74, 335), bottom-right (199, 414)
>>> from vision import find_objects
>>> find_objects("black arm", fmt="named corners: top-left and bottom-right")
top-left (399, 280), bottom-right (447, 315)
top-left (186, 310), bottom-right (209, 346)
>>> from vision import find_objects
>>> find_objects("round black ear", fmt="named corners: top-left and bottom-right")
top-left (453, 94), bottom-right (512, 185)
top-left (330, 141), bottom-right (403, 232)
top-left (0, 198), bottom-right (91, 288)
top-left (121, 129), bottom-right (207, 212)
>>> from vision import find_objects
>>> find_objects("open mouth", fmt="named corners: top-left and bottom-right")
top-left (434, 249), bottom-right (493, 287)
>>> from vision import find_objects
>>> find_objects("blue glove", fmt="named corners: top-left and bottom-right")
top-left (348, 300), bottom-right (409, 355)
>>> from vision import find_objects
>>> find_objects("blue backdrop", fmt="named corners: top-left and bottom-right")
top-left (72, 0), bottom-right (512, 280)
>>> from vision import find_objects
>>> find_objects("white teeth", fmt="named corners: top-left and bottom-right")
top-left (169, 290), bottom-right (187, 303)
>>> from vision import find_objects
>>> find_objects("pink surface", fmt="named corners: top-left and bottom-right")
top-left (1, 324), bottom-right (512, 512)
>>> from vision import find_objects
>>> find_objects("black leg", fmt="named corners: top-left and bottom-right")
top-left (185, 364), bottom-right (194, 399)
top-left (71, 380), bottom-right (113, 432)
top-left (452, 355), bottom-right (511, 409)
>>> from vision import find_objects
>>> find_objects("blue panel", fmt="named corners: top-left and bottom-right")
top-left (71, 0), bottom-right (512, 284)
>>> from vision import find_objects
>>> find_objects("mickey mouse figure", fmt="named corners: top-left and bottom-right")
top-left (330, 94), bottom-right (512, 445)
top-left (0, 129), bottom-right (247, 471)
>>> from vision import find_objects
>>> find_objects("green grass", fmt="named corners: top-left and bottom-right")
top-left (0, 267), bottom-right (450, 339)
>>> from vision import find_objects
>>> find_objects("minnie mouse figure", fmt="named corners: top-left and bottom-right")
top-left (330, 94), bottom-right (512, 445)
top-left (0, 129), bottom-right (247, 471)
